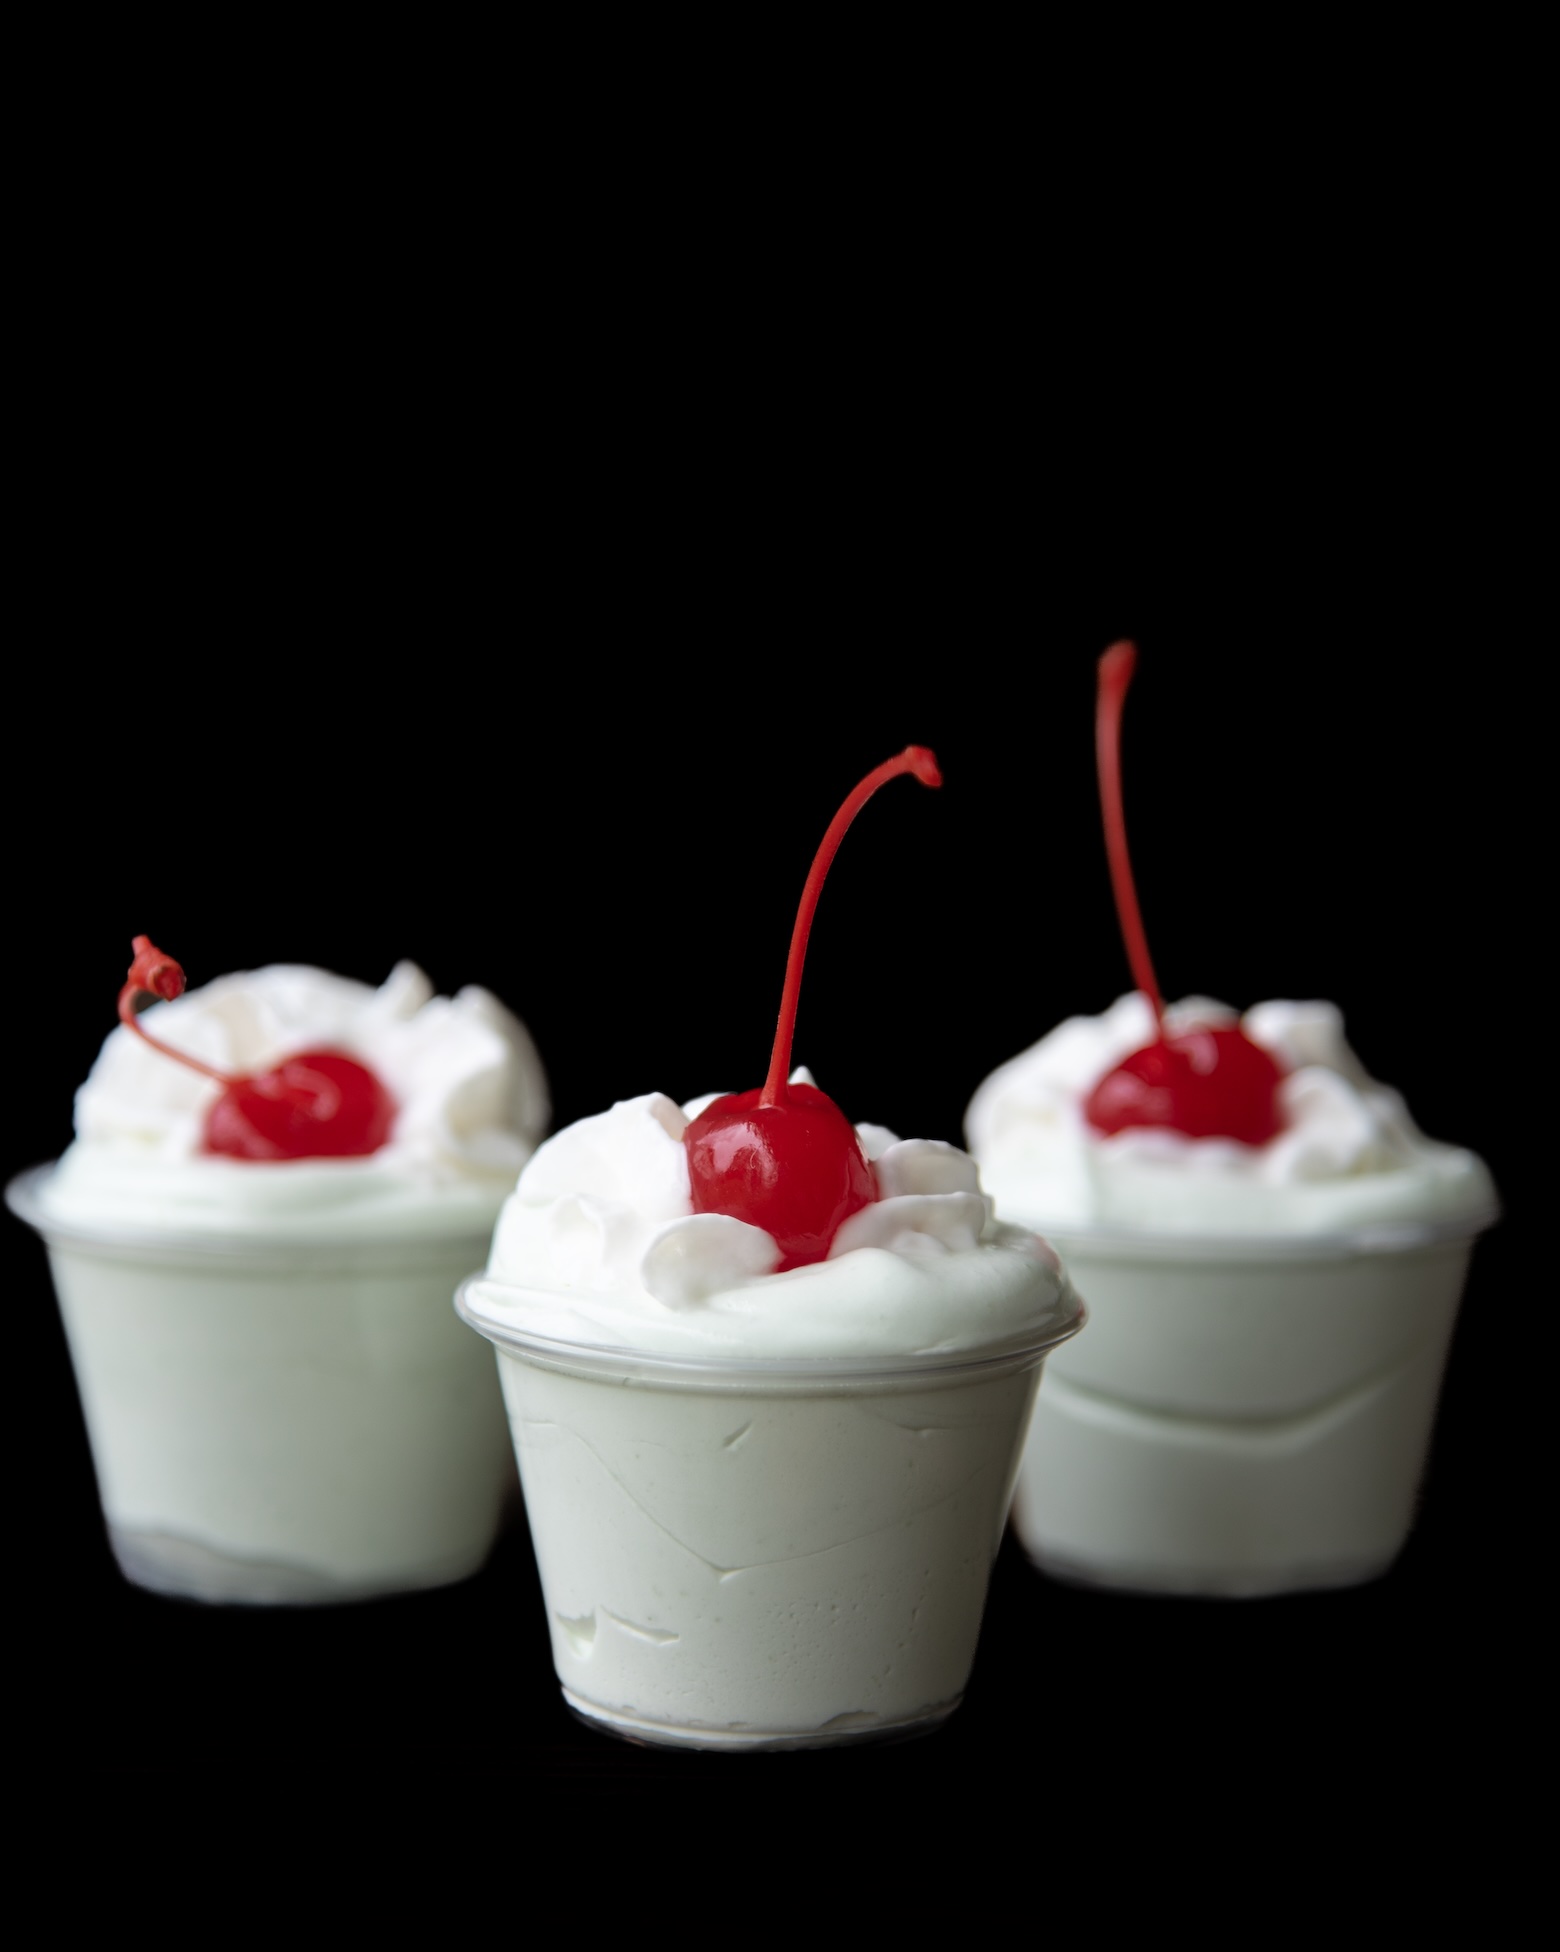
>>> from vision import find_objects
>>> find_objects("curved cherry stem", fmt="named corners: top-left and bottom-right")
top-left (760, 746), bottom-right (943, 1108)
top-left (117, 935), bottom-right (237, 1086)
top-left (1097, 643), bottom-right (1165, 1029)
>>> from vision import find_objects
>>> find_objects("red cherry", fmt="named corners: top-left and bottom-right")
top-left (1083, 646), bottom-right (1286, 1146)
top-left (1084, 1026), bottom-right (1285, 1144)
top-left (685, 1084), bottom-right (876, 1271)
top-left (116, 938), bottom-right (398, 1162)
top-left (685, 747), bottom-right (943, 1268)
top-left (204, 1050), bottom-right (397, 1160)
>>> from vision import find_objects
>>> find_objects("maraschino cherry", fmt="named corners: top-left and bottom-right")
top-left (118, 936), bottom-right (397, 1161)
top-left (684, 748), bottom-right (943, 1269)
top-left (1083, 645), bottom-right (1285, 1146)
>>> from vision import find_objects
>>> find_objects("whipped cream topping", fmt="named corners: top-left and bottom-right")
top-left (40, 962), bottom-right (550, 1239)
top-left (965, 993), bottom-right (1496, 1237)
top-left (467, 1070), bottom-right (1073, 1360)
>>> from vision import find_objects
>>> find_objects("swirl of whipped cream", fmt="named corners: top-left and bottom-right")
top-left (39, 962), bottom-right (550, 1239)
top-left (466, 1070), bottom-right (1074, 1359)
top-left (964, 993), bottom-right (1497, 1237)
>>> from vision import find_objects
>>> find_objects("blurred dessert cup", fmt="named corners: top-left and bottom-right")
top-left (8, 958), bottom-right (549, 1604)
top-left (967, 994), bottom-right (1497, 1597)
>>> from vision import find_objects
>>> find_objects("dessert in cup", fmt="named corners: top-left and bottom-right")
top-left (458, 751), bottom-right (1083, 1751)
top-left (966, 645), bottom-right (1498, 1599)
top-left (7, 942), bottom-right (548, 1604)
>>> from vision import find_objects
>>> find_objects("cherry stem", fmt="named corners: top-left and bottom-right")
top-left (117, 935), bottom-right (237, 1086)
top-left (1096, 643), bottom-right (1165, 1029)
top-left (760, 747), bottom-right (943, 1108)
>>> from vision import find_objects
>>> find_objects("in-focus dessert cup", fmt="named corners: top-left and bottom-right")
top-left (11, 1167), bottom-right (517, 1604)
top-left (456, 746), bottom-right (1084, 1743)
top-left (458, 1273), bottom-right (1082, 1750)
top-left (1009, 1213), bottom-right (1492, 1598)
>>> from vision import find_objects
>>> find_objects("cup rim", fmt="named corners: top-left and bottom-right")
top-left (5, 1162), bottom-right (497, 1271)
top-left (454, 1270), bottom-right (1086, 1387)
top-left (1022, 1204), bottom-right (1501, 1263)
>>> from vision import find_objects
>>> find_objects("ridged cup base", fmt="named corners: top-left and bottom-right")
top-left (110, 1522), bottom-right (491, 1607)
top-left (562, 1687), bottom-right (959, 1753)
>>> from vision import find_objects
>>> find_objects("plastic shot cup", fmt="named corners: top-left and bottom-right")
top-left (9, 1164), bottom-right (516, 1605)
top-left (457, 1273), bottom-right (1084, 1751)
top-left (1010, 1213), bottom-right (1496, 1598)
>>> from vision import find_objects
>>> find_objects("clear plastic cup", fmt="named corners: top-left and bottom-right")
top-left (8, 1164), bottom-right (516, 1604)
top-left (456, 1274), bottom-right (1084, 1751)
top-left (1010, 1212), bottom-right (1496, 1598)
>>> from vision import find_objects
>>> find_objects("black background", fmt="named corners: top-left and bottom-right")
top-left (4, 324), bottom-right (1535, 1825)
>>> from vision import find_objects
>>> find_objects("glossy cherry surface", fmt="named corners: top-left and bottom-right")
top-left (118, 936), bottom-right (397, 1162)
top-left (685, 747), bottom-right (942, 1267)
top-left (685, 1083), bottom-right (876, 1271)
top-left (1083, 646), bottom-right (1286, 1146)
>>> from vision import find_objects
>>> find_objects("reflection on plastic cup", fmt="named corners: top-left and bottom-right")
top-left (457, 1276), bottom-right (1083, 1751)
top-left (8, 1165), bottom-right (515, 1605)
top-left (1010, 1215), bottom-right (1495, 1598)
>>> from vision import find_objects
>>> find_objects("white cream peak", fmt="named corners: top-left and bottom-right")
top-left (42, 961), bottom-right (549, 1236)
top-left (965, 992), bottom-right (1495, 1235)
top-left (474, 1076), bottom-right (1071, 1360)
